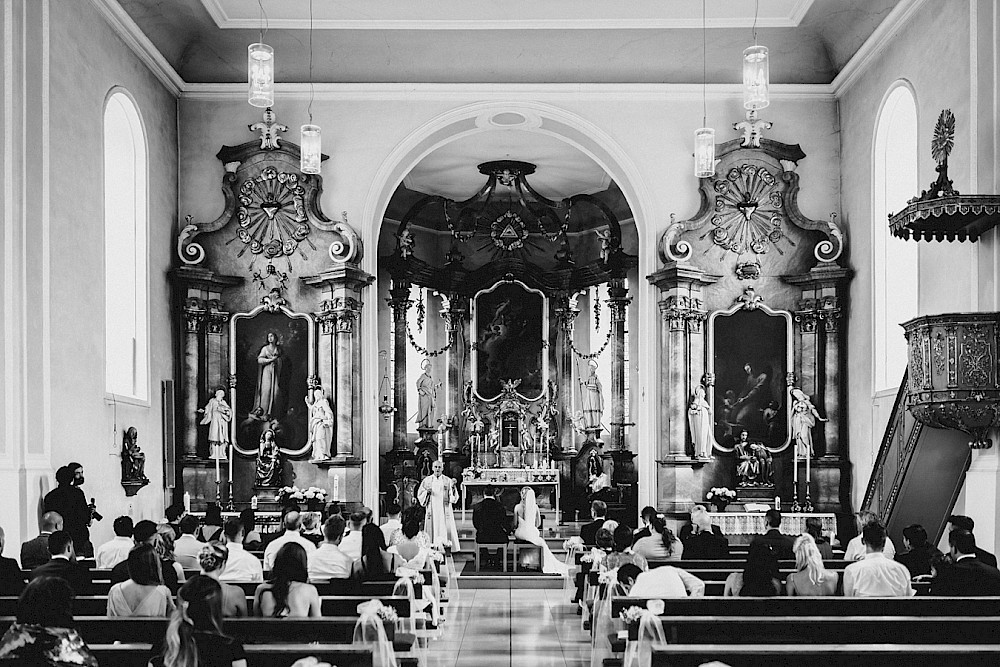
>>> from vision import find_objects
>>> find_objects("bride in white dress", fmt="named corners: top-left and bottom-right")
top-left (513, 487), bottom-right (569, 575)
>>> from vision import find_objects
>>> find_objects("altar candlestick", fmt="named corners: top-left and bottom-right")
top-left (214, 450), bottom-right (221, 484)
top-left (793, 443), bottom-right (799, 503)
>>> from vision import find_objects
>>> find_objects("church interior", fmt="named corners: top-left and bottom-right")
top-left (4, 0), bottom-right (1000, 665)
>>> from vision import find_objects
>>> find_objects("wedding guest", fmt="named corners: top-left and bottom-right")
top-left (390, 506), bottom-right (432, 548)
top-left (20, 511), bottom-right (62, 570)
top-left (199, 543), bottom-right (247, 617)
top-left (804, 517), bottom-right (834, 560)
top-left (630, 561), bottom-right (705, 597)
top-left (380, 503), bottom-right (403, 546)
top-left (946, 515), bottom-right (997, 567)
top-left (0, 576), bottom-right (97, 666)
top-left (150, 575), bottom-right (248, 667)
top-left (633, 506), bottom-right (657, 541)
top-left (786, 534), bottom-right (838, 596)
top-left (895, 524), bottom-right (942, 577)
top-left (339, 511), bottom-right (367, 561)
top-left (844, 511), bottom-right (895, 561)
top-left (679, 505), bottom-right (724, 544)
top-left (219, 518), bottom-right (264, 583)
top-left (725, 542), bottom-right (782, 596)
top-left (604, 525), bottom-right (649, 571)
top-left (262, 511), bottom-right (316, 572)
top-left (633, 516), bottom-right (683, 561)
top-left (163, 503), bottom-right (186, 539)
top-left (94, 515), bottom-right (135, 570)
top-left (843, 522), bottom-right (913, 597)
top-left (300, 512), bottom-right (324, 547)
top-left (750, 509), bottom-right (794, 561)
top-left (173, 515), bottom-right (204, 570)
top-left (388, 519), bottom-right (435, 571)
top-left (350, 524), bottom-right (402, 583)
top-left (106, 544), bottom-right (174, 617)
top-left (111, 520), bottom-right (179, 591)
top-left (238, 509), bottom-right (262, 551)
top-left (254, 543), bottom-right (321, 617)
top-left (197, 505), bottom-right (225, 543)
top-left (614, 563), bottom-right (645, 595)
top-left (0, 527), bottom-right (24, 596)
top-left (580, 500), bottom-right (607, 546)
top-left (307, 515), bottom-right (353, 582)
top-left (43, 464), bottom-right (94, 558)
top-left (681, 506), bottom-right (729, 560)
top-left (155, 524), bottom-right (187, 590)
top-left (29, 531), bottom-right (91, 595)
top-left (930, 530), bottom-right (1000, 596)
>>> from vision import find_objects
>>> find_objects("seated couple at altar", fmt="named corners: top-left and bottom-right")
top-left (472, 485), bottom-right (567, 575)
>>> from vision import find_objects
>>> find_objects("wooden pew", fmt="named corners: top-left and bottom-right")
top-left (75, 578), bottom-right (421, 599)
top-left (0, 616), bottom-right (415, 652)
top-left (610, 596), bottom-right (1000, 617)
top-left (90, 643), bottom-right (384, 667)
top-left (648, 644), bottom-right (1000, 667)
top-left (0, 595), bottom-right (412, 618)
top-left (84, 568), bottom-right (435, 587)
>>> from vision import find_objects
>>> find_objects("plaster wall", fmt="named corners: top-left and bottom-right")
top-left (0, 0), bottom-right (178, 547)
top-left (839, 0), bottom-right (1000, 537)
top-left (178, 91), bottom-right (840, 512)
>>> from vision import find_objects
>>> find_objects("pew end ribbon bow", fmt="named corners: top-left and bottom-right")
top-left (354, 600), bottom-right (398, 667)
top-left (622, 600), bottom-right (667, 667)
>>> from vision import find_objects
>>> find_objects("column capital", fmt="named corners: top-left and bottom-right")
top-left (438, 292), bottom-right (469, 333)
top-left (183, 297), bottom-right (207, 333)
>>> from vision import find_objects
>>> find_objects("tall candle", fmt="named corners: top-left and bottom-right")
top-left (214, 451), bottom-right (220, 484)
top-left (228, 443), bottom-right (233, 487)
top-left (183, 491), bottom-right (191, 513)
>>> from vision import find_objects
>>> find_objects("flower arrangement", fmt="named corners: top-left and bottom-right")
top-left (619, 606), bottom-right (644, 625)
top-left (598, 567), bottom-right (619, 585)
top-left (462, 465), bottom-right (483, 480)
top-left (706, 487), bottom-right (736, 502)
top-left (563, 536), bottom-right (584, 552)
top-left (276, 485), bottom-right (328, 506)
top-left (429, 550), bottom-right (445, 563)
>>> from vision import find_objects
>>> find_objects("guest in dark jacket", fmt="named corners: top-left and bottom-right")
top-left (473, 485), bottom-right (509, 543)
top-left (29, 531), bottom-right (91, 595)
top-left (0, 526), bottom-right (24, 596)
top-left (947, 515), bottom-right (998, 568)
top-left (42, 464), bottom-right (94, 558)
top-left (895, 524), bottom-right (943, 578)
top-left (580, 500), bottom-right (608, 546)
top-left (682, 506), bottom-right (729, 560)
top-left (930, 530), bottom-right (1000, 596)
top-left (749, 509), bottom-right (794, 561)
top-left (20, 511), bottom-right (63, 570)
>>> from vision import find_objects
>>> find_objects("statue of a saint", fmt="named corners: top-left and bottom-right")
top-left (688, 384), bottom-right (713, 459)
top-left (735, 431), bottom-right (760, 486)
top-left (414, 359), bottom-right (440, 429)
top-left (251, 331), bottom-right (283, 421)
top-left (753, 442), bottom-right (775, 486)
top-left (199, 388), bottom-right (232, 460)
top-left (579, 360), bottom-right (604, 431)
top-left (120, 427), bottom-right (148, 483)
top-left (790, 388), bottom-right (827, 458)
top-left (307, 387), bottom-right (334, 461)
top-left (255, 429), bottom-right (282, 486)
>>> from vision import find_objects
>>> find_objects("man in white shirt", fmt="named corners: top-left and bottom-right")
top-left (94, 516), bottom-right (135, 569)
top-left (629, 563), bottom-right (706, 597)
top-left (263, 511), bottom-right (316, 571)
top-left (339, 511), bottom-right (367, 561)
top-left (308, 515), bottom-right (354, 582)
top-left (843, 522), bottom-right (913, 597)
top-left (380, 503), bottom-right (402, 546)
top-left (219, 518), bottom-right (263, 583)
top-left (173, 515), bottom-right (204, 570)
top-left (844, 510), bottom-right (895, 561)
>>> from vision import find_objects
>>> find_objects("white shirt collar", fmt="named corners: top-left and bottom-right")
top-left (956, 553), bottom-right (977, 562)
top-left (863, 551), bottom-right (887, 559)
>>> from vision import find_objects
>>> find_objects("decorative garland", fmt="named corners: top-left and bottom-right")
top-left (594, 288), bottom-right (602, 331)
top-left (415, 289), bottom-right (425, 333)
top-left (405, 321), bottom-right (453, 358)
top-left (569, 327), bottom-right (613, 360)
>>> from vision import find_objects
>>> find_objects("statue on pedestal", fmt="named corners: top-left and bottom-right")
top-left (415, 359), bottom-right (442, 429)
top-left (199, 388), bottom-right (232, 460)
top-left (735, 430), bottom-right (773, 486)
top-left (688, 384), bottom-right (713, 459)
top-left (255, 428), bottom-right (282, 487)
top-left (306, 387), bottom-right (334, 461)
top-left (790, 388), bottom-right (827, 458)
top-left (121, 427), bottom-right (148, 485)
top-left (579, 360), bottom-right (604, 433)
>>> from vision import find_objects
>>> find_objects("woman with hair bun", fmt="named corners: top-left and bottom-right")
top-left (198, 543), bottom-right (247, 617)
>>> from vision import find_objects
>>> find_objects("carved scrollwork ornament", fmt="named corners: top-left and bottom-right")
top-left (328, 214), bottom-right (362, 264)
top-left (659, 213), bottom-right (695, 263)
top-left (261, 288), bottom-right (288, 312)
top-left (735, 286), bottom-right (764, 310)
top-left (177, 216), bottom-right (206, 265)
top-left (814, 213), bottom-right (845, 263)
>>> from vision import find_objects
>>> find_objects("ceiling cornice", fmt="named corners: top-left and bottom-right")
top-left (179, 82), bottom-right (836, 102)
top-left (88, 0), bottom-right (184, 97)
top-left (830, 0), bottom-right (929, 96)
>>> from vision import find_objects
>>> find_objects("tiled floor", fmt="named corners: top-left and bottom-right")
top-left (424, 587), bottom-right (591, 667)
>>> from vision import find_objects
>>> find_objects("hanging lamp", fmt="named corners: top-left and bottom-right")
top-left (693, 0), bottom-right (715, 178)
top-left (299, 0), bottom-right (321, 174)
top-left (742, 1), bottom-right (769, 110)
top-left (248, 2), bottom-right (273, 108)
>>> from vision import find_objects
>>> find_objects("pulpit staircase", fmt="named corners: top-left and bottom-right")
top-left (862, 369), bottom-right (972, 546)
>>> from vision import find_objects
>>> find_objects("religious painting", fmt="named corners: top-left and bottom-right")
top-left (471, 280), bottom-right (547, 401)
top-left (708, 304), bottom-right (792, 453)
top-left (230, 306), bottom-right (315, 456)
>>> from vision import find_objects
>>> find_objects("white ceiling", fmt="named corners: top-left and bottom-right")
top-left (201, 0), bottom-right (815, 31)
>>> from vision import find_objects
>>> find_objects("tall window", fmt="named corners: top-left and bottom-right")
top-left (104, 91), bottom-right (148, 400)
top-left (872, 83), bottom-right (919, 393)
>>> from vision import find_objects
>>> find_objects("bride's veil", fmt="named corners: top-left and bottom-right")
top-left (522, 487), bottom-right (539, 526)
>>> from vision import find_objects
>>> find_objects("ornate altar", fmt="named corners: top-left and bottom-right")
top-left (648, 114), bottom-right (851, 515)
top-left (171, 108), bottom-right (371, 511)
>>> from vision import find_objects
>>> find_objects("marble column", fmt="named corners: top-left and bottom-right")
top-left (182, 297), bottom-right (206, 460)
top-left (821, 296), bottom-right (843, 458)
top-left (386, 281), bottom-right (412, 451)
top-left (606, 280), bottom-right (632, 451)
top-left (554, 292), bottom-right (580, 455)
top-left (439, 293), bottom-right (468, 454)
top-left (205, 298), bottom-right (231, 393)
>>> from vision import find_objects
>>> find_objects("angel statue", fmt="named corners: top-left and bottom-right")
top-left (790, 387), bottom-right (827, 459)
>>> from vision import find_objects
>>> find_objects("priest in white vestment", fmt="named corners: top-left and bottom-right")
top-left (417, 460), bottom-right (461, 549)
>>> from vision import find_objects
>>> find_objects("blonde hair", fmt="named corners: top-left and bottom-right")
top-left (793, 533), bottom-right (829, 585)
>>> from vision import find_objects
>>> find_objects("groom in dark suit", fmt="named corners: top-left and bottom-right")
top-left (473, 486), bottom-right (509, 570)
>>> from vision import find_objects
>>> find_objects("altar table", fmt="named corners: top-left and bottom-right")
top-left (460, 478), bottom-right (561, 523)
top-left (707, 512), bottom-right (836, 536)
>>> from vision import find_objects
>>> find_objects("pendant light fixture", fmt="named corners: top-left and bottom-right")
top-left (742, 0), bottom-right (769, 110)
top-left (248, 1), bottom-right (274, 108)
top-left (693, 0), bottom-right (715, 178)
top-left (299, 0), bottom-right (321, 174)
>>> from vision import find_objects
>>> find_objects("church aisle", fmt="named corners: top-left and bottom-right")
top-left (425, 587), bottom-right (591, 667)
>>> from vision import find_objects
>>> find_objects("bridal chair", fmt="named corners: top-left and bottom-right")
top-left (512, 540), bottom-right (542, 572)
top-left (474, 541), bottom-right (509, 572)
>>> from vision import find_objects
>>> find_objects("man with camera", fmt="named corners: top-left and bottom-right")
top-left (43, 463), bottom-right (100, 558)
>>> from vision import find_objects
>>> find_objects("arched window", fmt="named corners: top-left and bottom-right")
top-left (872, 83), bottom-right (919, 393)
top-left (104, 91), bottom-right (148, 400)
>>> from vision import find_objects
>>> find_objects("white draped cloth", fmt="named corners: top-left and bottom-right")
top-left (417, 473), bottom-right (461, 549)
